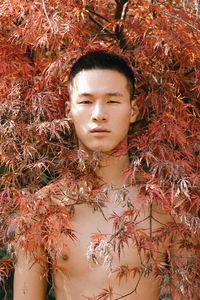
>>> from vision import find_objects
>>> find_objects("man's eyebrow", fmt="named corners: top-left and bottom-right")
top-left (78, 93), bottom-right (93, 97)
top-left (105, 92), bottom-right (123, 97)
top-left (78, 92), bottom-right (123, 97)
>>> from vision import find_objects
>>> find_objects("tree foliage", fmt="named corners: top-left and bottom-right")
top-left (0, 0), bottom-right (200, 299)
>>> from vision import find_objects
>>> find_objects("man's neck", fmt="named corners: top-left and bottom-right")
top-left (95, 152), bottom-right (130, 187)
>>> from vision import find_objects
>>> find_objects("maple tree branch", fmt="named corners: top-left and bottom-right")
top-left (93, 203), bottom-right (108, 221)
top-left (88, 13), bottom-right (114, 35)
top-left (114, 0), bottom-right (129, 20)
top-left (154, 0), bottom-right (200, 33)
top-left (190, 27), bottom-right (200, 46)
top-left (135, 215), bottom-right (150, 225)
top-left (114, 270), bottom-right (144, 299)
top-left (49, 194), bottom-right (108, 221)
top-left (149, 204), bottom-right (153, 238)
top-left (133, 233), bottom-right (145, 267)
top-left (41, 0), bottom-right (54, 34)
top-left (114, 0), bottom-right (129, 49)
top-left (151, 215), bottom-right (166, 226)
top-left (86, 7), bottom-right (110, 23)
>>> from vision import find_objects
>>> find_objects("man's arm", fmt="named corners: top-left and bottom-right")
top-left (14, 247), bottom-right (47, 300)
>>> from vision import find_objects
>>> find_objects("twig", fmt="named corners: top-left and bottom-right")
top-left (41, 0), bottom-right (54, 34)
top-left (121, 1), bottom-right (128, 20)
top-left (86, 7), bottom-right (110, 22)
top-left (190, 27), bottom-right (200, 45)
top-left (114, 271), bottom-right (144, 299)
top-left (94, 203), bottom-right (108, 221)
top-left (135, 215), bottom-right (150, 225)
top-left (114, 0), bottom-right (129, 49)
top-left (149, 204), bottom-right (153, 238)
top-left (151, 215), bottom-right (166, 226)
top-left (154, 0), bottom-right (200, 33)
top-left (133, 233), bottom-right (145, 266)
top-left (88, 13), bottom-right (114, 35)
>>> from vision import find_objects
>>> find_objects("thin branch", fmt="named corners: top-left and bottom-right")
top-left (114, 0), bottom-right (129, 49)
top-left (121, 1), bottom-right (128, 20)
top-left (93, 203), bottom-right (108, 221)
top-left (149, 204), bottom-right (153, 238)
top-left (190, 27), bottom-right (200, 45)
top-left (133, 233), bottom-right (145, 267)
top-left (88, 13), bottom-right (114, 35)
top-left (135, 215), bottom-right (150, 225)
top-left (86, 7), bottom-right (110, 23)
top-left (151, 215), bottom-right (166, 226)
top-left (154, 0), bottom-right (200, 33)
top-left (114, 0), bottom-right (129, 20)
top-left (41, 0), bottom-right (54, 34)
top-left (114, 271), bottom-right (144, 299)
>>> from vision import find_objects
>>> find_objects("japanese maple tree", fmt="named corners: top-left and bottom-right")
top-left (0, 0), bottom-right (199, 299)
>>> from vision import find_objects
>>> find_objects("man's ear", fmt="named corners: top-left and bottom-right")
top-left (130, 100), bottom-right (139, 123)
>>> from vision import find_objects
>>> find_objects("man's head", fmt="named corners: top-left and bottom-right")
top-left (67, 51), bottom-right (138, 154)
top-left (68, 50), bottom-right (135, 101)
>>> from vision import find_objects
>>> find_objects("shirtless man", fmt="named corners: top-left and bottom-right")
top-left (14, 51), bottom-right (173, 300)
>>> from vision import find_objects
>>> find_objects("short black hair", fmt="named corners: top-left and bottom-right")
top-left (68, 50), bottom-right (135, 100)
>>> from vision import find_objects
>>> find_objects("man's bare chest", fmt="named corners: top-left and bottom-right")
top-left (51, 185), bottom-right (170, 299)
top-left (55, 189), bottom-right (167, 274)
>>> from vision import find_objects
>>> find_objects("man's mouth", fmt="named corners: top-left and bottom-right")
top-left (90, 128), bottom-right (110, 135)
top-left (90, 128), bottom-right (110, 132)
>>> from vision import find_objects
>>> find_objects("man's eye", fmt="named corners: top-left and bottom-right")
top-left (79, 100), bottom-right (92, 104)
top-left (107, 100), bottom-right (120, 104)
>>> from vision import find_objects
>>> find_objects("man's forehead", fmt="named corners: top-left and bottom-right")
top-left (73, 68), bottom-right (128, 82)
top-left (68, 68), bottom-right (132, 102)
top-left (71, 69), bottom-right (128, 89)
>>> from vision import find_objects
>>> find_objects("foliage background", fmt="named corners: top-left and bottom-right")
top-left (0, 0), bottom-right (200, 299)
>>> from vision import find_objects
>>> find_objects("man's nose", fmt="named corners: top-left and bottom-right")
top-left (91, 103), bottom-right (108, 122)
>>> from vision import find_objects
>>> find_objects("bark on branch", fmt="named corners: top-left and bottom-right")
top-left (88, 13), bottom-right (113, 35)
top-left (114, 0), bottom-right (129, 20)
top-left (86, 7), bottom-right (110, 23)
top-left (41, 0), bottom-right (54, 34)
top-left (114, 0), bottom-right (129, 49)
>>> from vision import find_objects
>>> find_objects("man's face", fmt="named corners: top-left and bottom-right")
top-left (68, 69), bottom-right (138, 154)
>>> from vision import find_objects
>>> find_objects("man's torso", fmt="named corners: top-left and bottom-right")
top-left (47, 182), bottom-right (170, 300)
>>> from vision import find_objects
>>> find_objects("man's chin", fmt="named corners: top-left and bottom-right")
top-left (90, 149), bottom-right (118, 158)
top-left (78, 141), bottom-right (124, 156)
top-left (80, 146), bottom-right (115, 156)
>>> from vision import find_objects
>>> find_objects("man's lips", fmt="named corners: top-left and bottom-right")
top-left (90, 128), bottom-right (110, 135)
top-left (90, 128), bottom-right (110, 133)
